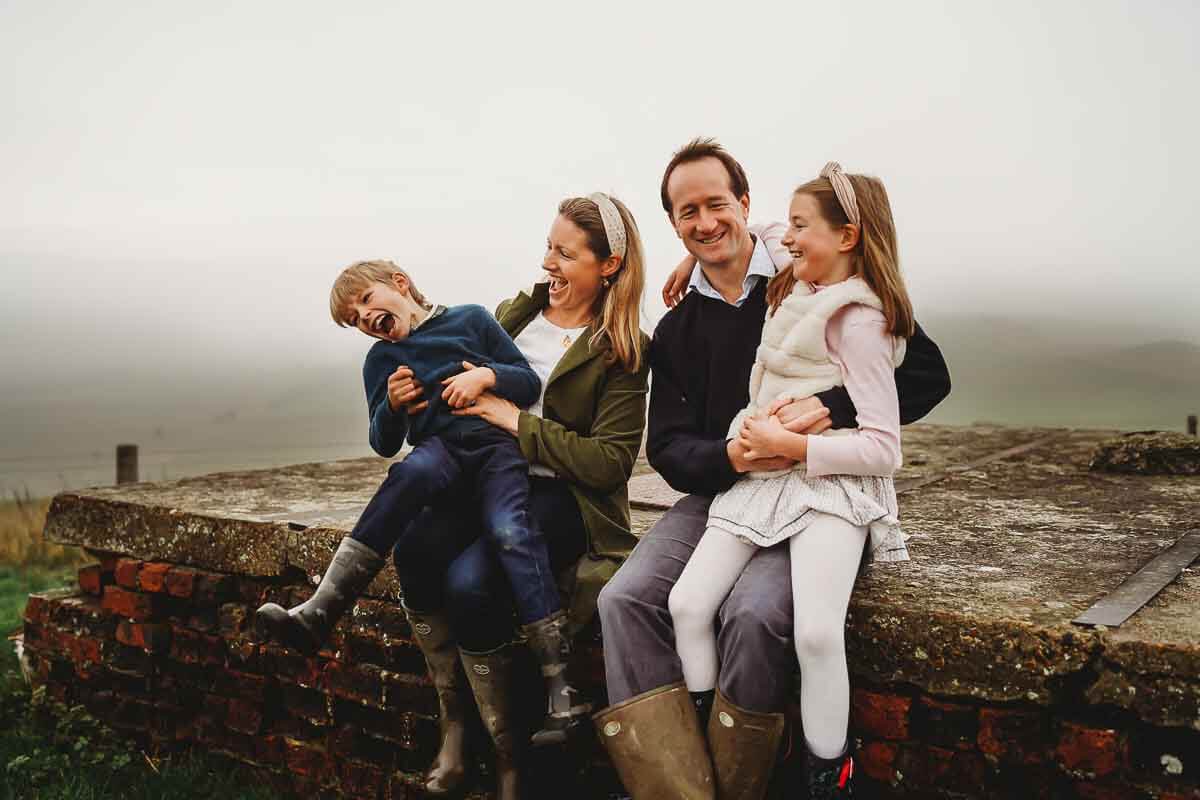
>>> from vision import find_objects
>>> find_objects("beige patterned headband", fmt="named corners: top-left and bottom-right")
top-left (588, 192), bottom-right (627, 260)
top-left (819, 162), bottom-right (860, 226)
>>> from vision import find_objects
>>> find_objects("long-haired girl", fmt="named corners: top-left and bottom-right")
top-left (667, 163), bottom-right (914, 798)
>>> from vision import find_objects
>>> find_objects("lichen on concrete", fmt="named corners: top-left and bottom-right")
top-left (1090, 431), bottom-right (1200, 475)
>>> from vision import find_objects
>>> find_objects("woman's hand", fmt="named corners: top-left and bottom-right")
top-left (451, 391), bottom-right (521, 435)
top-left (661, 254), bottom-right (697, 308)
top-left (441, 361), bottom-right (497, 409)
top-left (766, 396), bottom-right (832, 435)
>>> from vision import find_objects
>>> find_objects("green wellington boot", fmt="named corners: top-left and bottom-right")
top-left (460, 645), bottom-right (521, 800)
top-left (593, 682), bottom-right (715, 800)
top-left (707, 689), bottom-right (786, 800)
top-left (520, 611), bottom-right (592, 746)
top-left (254, 536), bottom-right (383, 655)
top-left (404, 605), bottom-right (469, 795)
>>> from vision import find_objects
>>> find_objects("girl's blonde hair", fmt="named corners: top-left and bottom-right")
top-left (767, 173), bottom-right (915, 338)
top-left (557, 195), bottom-right (646, 373)
top-left (329, 259), bottom-right (432, 326)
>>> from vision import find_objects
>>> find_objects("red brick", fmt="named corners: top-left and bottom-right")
top-left (138, 562), bottom-right (172, 592)
top-left (114, 558), bottom-right (143, 589)
top-left (56, 629), bottom-right (104, 666)
top-left (1056, 722), bottom-right (1127, 778)
top-left (857, 741), bottom-right (899, 783)
top-left (169, 626), bottom-right (226, 666)
top-left (852, 689), bottom-right (911, 741)
top-left (262, 645), bottom-right (322, 688)
top-left (115, 620), bottom-right (172, 653)
top-left (164, 567), bottom-right (197, 598)
top-left (1073, 783), bottom-right (1141, 800)
top-left (101, 586), bottom-right (158, 621)
top-left (22, 593), bottom-right (51, 626)
top-left (978, 707), bottom-right (1051, 764)
top-left (87, 550), bottom-right (120, 572)
top-left (337, 758), bottom-right (387, 798)
top-left (283, 739), bottom-right (333, 778)
top-left (225, 697), bottom-right (265, 735)
top-left (218, 603), bottom-right (249, 637)
top-left (323, 661), bottom-right (385, 707)
top-left (912, 696), bottom-right (979, 750)
top-left (78, 564), bottom-right (103, 595)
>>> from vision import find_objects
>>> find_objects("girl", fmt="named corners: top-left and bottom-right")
top-left (667, 163), bottom-right (914, 799)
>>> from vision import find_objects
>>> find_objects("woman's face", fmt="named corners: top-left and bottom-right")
top-left (543, 214), bottom-right (607, 313)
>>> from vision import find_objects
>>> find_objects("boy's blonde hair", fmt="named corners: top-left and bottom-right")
top-left (329, 259), bottom-right (432, 327)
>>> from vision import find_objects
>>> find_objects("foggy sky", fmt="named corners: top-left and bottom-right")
top-left (3, 0), bottom-right (1199, 388)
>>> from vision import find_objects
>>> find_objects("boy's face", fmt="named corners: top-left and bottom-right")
top-left (344, 275), bottom-right (418, 342)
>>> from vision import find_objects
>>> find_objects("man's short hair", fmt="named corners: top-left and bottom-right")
top-left (659, 137), bottom-right (750, 218)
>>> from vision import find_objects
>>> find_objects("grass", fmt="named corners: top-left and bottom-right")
top-left (0, 498), bottom-right (285, 800)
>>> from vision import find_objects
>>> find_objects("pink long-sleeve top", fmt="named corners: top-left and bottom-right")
top-left (804, 299), bottom-right (903, 477)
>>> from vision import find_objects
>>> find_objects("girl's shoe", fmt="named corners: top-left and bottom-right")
top-left (520, 611), bottom-right (592, 746)
top-left (404, 605), bottom-right (470, 796)
top-left (254, 537), bottom-right (383, 655)
top-left (806, 745), bottom-right (855, 799)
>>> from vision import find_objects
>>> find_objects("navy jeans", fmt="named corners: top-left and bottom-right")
top-left (395, 476), bottom-right (587, 651)
top-left (351, 426), bottom-right (561, 625)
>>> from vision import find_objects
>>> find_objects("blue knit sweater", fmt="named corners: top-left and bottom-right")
top-left (363, 305), bottom-right (541, 456)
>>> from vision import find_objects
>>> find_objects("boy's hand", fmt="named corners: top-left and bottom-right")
top-left (661, 254), bottom-right (696, 308)
top-left (441, 361), bottom-right (497, 409)
top-left (387, 366), bottom-right (426, 414)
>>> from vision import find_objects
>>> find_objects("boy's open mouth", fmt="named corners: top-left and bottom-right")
top-left (373, 312), bottom-right (396, 336)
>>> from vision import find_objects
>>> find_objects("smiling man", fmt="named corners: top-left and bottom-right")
top-left (592, 139), bottom-right (952, 799)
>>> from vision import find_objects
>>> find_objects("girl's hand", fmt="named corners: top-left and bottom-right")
top-left (769, 396), bottom-right (832, 435)
top-left (451, 391), bottom-right (520, 435)
top-left (441, 361), bottom-right (496, 409)
top-left (738, 413), bottom-right (790, 461)
top-left (661, 254), bottom-right (697, 308)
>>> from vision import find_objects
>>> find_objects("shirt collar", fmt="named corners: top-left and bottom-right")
top-left (686, 234), bottom-right (776, 308)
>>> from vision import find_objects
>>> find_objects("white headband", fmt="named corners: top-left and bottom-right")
top-left (588, 192), bottom-right (627, 260)
top-left (819, 162), bottom-right (861, 226)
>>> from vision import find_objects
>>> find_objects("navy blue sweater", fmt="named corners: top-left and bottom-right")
top-left (363, 305), bottom-right (541, 457)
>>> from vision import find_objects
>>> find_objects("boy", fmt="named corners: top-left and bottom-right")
top-left (256, 260), bottom-right (584, 742)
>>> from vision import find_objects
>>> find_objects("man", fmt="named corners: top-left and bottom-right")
top-left (593, 138), bottom-right (951, 799)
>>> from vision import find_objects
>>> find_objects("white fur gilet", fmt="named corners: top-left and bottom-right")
top-left (727, 276), bottom-right (906, 442)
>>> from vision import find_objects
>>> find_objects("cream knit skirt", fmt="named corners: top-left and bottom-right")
top-left (707, 470), bottom-right (909, 562)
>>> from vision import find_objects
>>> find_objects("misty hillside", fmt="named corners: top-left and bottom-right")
top-left (2, 313), bottom-right (1198, 497)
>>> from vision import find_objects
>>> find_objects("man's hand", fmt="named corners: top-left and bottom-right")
top-left (451, 391), bottom-right (520, 435)
top-left (726, 436), bottom-right (795, 474)
top-left (441, 361), bottom-right (497, 409)
top-left (769, 395), bottom-right (833, 435)
top-left (661, 254), bottom-right (697, 308)
top-left (387, 366), bottom-right (427, 415)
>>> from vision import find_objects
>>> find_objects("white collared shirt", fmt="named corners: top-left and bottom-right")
top-left (686, 223), bottom-right (788, 307)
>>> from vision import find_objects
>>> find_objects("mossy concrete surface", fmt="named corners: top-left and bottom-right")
top-left (42, 424), bottom-right (1200, 729)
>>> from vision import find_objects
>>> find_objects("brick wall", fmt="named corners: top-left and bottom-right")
top-left (21, 554), bottom-right (1200, 799)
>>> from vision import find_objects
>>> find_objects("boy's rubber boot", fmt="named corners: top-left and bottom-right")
top-left (404, 604), bottom-right (469, 796)
top-left (460, 645), bottom-right (521, 800)
top-left (706, 688), bottom-right (786, 800)
top-left (519, 610), bottom-right (592, 746)
top-left (806, 743), bottom-right (856, 799)
top-left (254, 536), bottom-right (383, 655)
top-left (592, 682), bottom-right (716, 800)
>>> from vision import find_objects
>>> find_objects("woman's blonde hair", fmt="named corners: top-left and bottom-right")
top-left (557, 195), bottom-right (645, 373)
top-left (766, 173), bottom-right (915, 338)
top-left (328, 259), bottom-right (432, 326)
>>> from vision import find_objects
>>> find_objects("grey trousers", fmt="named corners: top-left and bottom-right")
top-left (597, 494), bottom-right (795, 713)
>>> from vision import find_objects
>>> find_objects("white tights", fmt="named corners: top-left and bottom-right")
top-left (668, 511), bottom-right (867, 760)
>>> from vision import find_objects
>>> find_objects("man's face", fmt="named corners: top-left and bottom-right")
top-left (666, 157), bottom-right (751, 270)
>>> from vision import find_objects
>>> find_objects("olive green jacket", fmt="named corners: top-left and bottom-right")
top-left (495, 283), bottom-right (649, 632)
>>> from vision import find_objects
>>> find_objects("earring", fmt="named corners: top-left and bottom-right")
top-left (602, 277), bottom-right (611, 288)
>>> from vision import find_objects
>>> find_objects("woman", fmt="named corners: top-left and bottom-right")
top-left (391, 193), bottom-right (648, 800)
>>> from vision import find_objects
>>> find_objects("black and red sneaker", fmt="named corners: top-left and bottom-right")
top-left (806, 748), bottom-right (855, 798)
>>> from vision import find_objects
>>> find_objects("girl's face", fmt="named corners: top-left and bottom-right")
top-left (543, 214), bottom-right (608, 315)
top-left (781, 192), bottom-right (856, 287)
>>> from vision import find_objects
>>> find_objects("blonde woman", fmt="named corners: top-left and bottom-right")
top-left (391, 194), bottom-right (649, 800)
